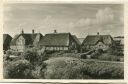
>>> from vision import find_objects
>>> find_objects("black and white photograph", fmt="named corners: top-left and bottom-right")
top-left (3, 3), bottom-right (124, 79)
top-left (0, 83), bottom-right (126, 84)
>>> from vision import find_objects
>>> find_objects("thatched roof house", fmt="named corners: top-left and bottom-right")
top-left (81, 33), bottom-right (114, 51)
top-left (10, 33), bottom-right (43, 46)
top-left (10, 30), bottom-right (43, 52)
top-left (3, 34), bottom-right (12, 51)
top-left (39, 32), bottom-right (80, 52)
top-left (82, 35), bottom-right (114, 46)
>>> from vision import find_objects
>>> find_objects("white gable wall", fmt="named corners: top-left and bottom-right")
top-left (94, 42), bottom-right (109, 51)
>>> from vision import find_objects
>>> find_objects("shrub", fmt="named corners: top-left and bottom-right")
top-left (22, 50), bottom-right (38, 64)
top-left (82, 61), bottom-right (124, 79)
top-left (13, 52), bottom-right (21, 56)
top-left (6, 50), bottom-right (21, 56)
top-left (31, 62), bottom-right (47, 79)
top-left (6, 50), bottom-right (12, 56)
top-left (4, 60), bottom-right (34, 79)
top-left (22, 48), bottom-right (39, 65)
top-left (46, 51), bottom-right (57, 54)
top-left (91, 49), bottom-right (103, 59)
top-left (97, 54), bottom-right (120, 61)
top-left (107, 46), bottom-right (124, 56)
top-left (97, 49), bottom-right (104, 53)
top-left (22, 48), bottom-right (47, 65)
top-left (3, 54), bottom-right (10, 61)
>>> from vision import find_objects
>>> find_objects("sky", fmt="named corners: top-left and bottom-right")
top-left (3, 3), bottom-right (124, 38)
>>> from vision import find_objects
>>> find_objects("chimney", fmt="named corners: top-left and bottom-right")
top-left (21, 29), bottom-right (24, 34)
top-left (97, 32), bottom-right (99, 35)
top-left (32, 29), bottom-right (34, 34)
top-left (54, 30), bottom-right (57, 33)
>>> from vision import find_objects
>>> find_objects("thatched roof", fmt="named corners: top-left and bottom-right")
top-left (72, 35), bottom-right (81, 45)
top-left (39, 33), bottom-right (72, 46)
top-left (33, 33), bottom-right (43, 45)
top-left (3, 34), bottom-right (12, 45)
top-left (10, 33), bottom-right (43, 46)
top-left (82, 35), bottom-right (114, 46)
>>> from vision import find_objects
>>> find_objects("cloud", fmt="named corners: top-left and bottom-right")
top-left (37, 15), bottom-right (72, 33)
top-left (67, 7), bottom-right (123, 36)
top-left (96, 7), bottom-right (114, 25)
top-left (37, 7), bottom-right (122, 36)
top-left (75, 7), bottom-right (116, 28)
top-left (76, 18), bottom-right (92, 27)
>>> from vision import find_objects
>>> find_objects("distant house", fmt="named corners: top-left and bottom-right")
top-left (81, 33), bottom-right (114, 51)
top-left (3, 34), bottom-right (12, 51)
top-left (10, 30), bottom-right (43, 52)
top-left (114, 36), bottom-right (124, 45)
top-left (113, 36), bottom-right (124, 52)
top-left (39, 30), bottom-right (80, 52)
top-left (72, 35), bottom-right (81, 46)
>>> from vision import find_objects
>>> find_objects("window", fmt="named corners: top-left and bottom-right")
top-left (59, 47), bottom-right (63, 50)
top-left (64, 47), bottom-right (68, 50)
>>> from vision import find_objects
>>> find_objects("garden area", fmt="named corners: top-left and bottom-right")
top-left (3, 48), bottom-right (124, 79)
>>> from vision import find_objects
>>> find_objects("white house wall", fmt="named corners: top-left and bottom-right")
top-left (42, 46), bottom-right (69, 51)
top-left (10, 36), bottom-right (26, 52)
top-left (85, 42), bottom-right (109, 51)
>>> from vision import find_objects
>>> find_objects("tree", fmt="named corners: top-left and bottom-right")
top-left (22, 48), bottom-right (39, 65)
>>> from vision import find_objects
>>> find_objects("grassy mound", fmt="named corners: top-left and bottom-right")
top-left (43, 57), bottom-right (124, 79)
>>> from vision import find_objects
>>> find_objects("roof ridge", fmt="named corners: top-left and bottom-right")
top-left (88, 35), bottom-right (111, 36)
top-left (46, 32), bottom-right (70, 35)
